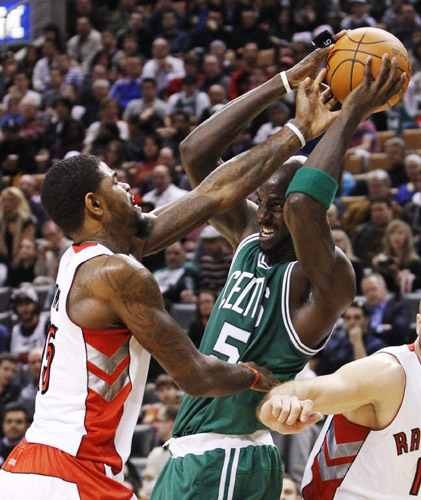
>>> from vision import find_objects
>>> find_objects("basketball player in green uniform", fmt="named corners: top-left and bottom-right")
top-left (151, 53), bottom-right (406, 499)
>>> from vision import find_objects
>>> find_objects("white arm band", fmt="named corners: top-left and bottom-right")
top-left (285, 122), bottom-right (306, 148)
top-left (280, 71), bottom-right (292, 93)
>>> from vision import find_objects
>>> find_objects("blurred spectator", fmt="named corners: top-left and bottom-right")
top-left (3, 71), bottom-right (41, 108)
top-left (331, 229), bottom-right (363, 294)
top-left (66, 0), bottom-right (102, 37)
top-left (40, 68), bottom-right (64, 111)
top-left (0, 319), bottom-right (10, 353)
top-left (0, 187), bottom-right (35, 265)
top-left (384, 137), bottom-right (408, 187)
top-left (253, 102), bottom-right (290, 144)
top-left (197, 83), bottom-right (227, 125)
top-left (148, 0), bottom-right (184, 34)
top-left (19, 95), bottom-right (48, 153)
top-left (361, 273), bottom-right (412, 345)
top-left (9, 286), bottom-right (48, 365)
top-left (7, 239), bottom-right (38, 288)
top-left (157, 8), bottom-right (191, 55)
top-left (166, 75), bottom-right (210, 125)
top-left (372, 219), bottom-right (421, 293)
top-left (35, 220), bottom-right (72, 281)
top-left (49, 116), bottom-right (85, 162)
top-left (280, 472), bottom-right (302, 500)
top-left (32, 40), bottom-right (58, 93)
top-left (153, 241), bottom-right (198, 310)
top-left (231, 6), bottom-right (271, 49)
top-left (0, 52), bottom-right (18, 101)
top-left (197, 225), bottom-right (232, 295)
top-left (0, 353), bottom-right (19, 408)
top-left (113, 33), bottom-right (143, 71)
top-left (395, 153), bottom-right (421, 207)
top-left (19, 45), bottom-right (40, 81)
top-left (129, 133), bottom-right (161, 189)
top-left (187, 289), bottom-right (216, 348)
top-left (190, 6), bottom-right (233, 51)
top-left (346, 119), bottom-right (380, 161)
top-left (393, 3), bottom-right (421, 51)
top-left (199, 54), bottom-right (230, 93)
top-left (0, 403), bottom-right (30, 465)
top-left (142, 38), bottom-right (185, 97)
top-left (104, 140), bottom-right (128, 171)
top-left (139, 404), bottom-right (180, 500)
top-left (340, 0), bottom-right (376, 30)
top-left (66, 16), bottom-right (102, 70)
top-left (161, 110), bottom-right (191, 163)
top-left (123, 78), bottom-right (168, 122)
top-left (341, 169), bottom-right (402, 234)
top-left (83, 98), bottom-right (128, 151)
top-left (109, 55), bottom-right (143, 112)
top-left (117, 9), bottom-right (153, 60)
top-left (310, 301), bottom-right (387, 376)
top-left (142, 165), bottom-right (188, 208)
top-left (352, 197), bottom-right (395, 268)
top-left (229, 42), bottom-right (260, 100)
top-left (81, 78), bottom-right (111, 127)
top-left (141, 374), bottom-right (181, 424)
top-left (0, 119), bottom-right (37, 178)
top-left (55, 52), bottom-right (85, 93)
top-left (17, 346), bottom-right (42, 420)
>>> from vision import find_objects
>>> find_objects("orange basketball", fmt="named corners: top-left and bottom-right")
top-left (326, 27), bottom-right (411, 112)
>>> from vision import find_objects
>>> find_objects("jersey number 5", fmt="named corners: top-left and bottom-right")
top-left (211, 322), bottom-right (251, 364)
top-left (41, 323), bottom-right (58, 394)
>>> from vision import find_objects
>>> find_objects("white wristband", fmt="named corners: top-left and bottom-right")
top-left (280, 71), bottom-right (292, 93)
top-left (285, 122), bottom-right (306, 148)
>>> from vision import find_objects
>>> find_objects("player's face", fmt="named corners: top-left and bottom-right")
top-left (97, 162), bottom-right (151, 241)
top-left (256, 177), bottom-right (290, 257)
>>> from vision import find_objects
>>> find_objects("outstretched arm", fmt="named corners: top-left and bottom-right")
top-left (140, 70), bottom-right (340, 256)
top-left (258, 352), bottom-right (405, 434)
top-left (284, 56), bottom-right (407, 347)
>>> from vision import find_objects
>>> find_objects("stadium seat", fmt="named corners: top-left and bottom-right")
top-left (367, 152), bottom-right (388, 171)
top-left (402, 129), bottom-right (421, 152)
top-left (376, 130), bottom-right (397, 151)
top-left (343, 154), bottom-right (364, 175)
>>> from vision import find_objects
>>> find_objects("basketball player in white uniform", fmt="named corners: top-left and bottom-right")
top-left (0, 47), bottom-right (348, 499)
top-left (259, 303), bottom-right (421, 499)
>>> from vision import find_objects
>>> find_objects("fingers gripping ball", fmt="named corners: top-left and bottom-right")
top-left (326, 27), bottom-right (411, 111)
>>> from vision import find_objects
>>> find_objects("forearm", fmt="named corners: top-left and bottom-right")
top-left (181, 74), bottom-right (287, 185)
top-left (304, 108), bottom-right (363, 181)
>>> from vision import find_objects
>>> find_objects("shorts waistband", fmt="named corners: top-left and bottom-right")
top-left (166, 430), bottom-right (274, 458)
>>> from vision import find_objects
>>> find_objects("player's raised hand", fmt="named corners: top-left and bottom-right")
top-left (286, 30), bottom-right (348, 87)
top-left (342, 54), bottom-right (407, 119)
top-left (258, 395), bottom-right (322, 434)
top-left (294, 68), bottom-right (340, 141)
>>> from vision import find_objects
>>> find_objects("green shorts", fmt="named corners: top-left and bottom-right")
top-left (151, 433), bottom-right (282, 500)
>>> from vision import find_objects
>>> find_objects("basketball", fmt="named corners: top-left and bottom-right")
top-left (326, 27), bottom-right (411, 111)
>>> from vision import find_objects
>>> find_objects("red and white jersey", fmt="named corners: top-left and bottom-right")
top-left (302, 344), bottom-right (421, 500)
top-left (26, 243), bottom-right (150, 477)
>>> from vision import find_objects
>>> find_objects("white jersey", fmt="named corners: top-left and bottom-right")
top-left (26, 243), bottom-right (150, 476)
top-left (302, 344), bottom-right (421, 500)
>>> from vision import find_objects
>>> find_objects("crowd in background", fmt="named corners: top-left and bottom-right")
top-left (1, 0), bottom-right (421, 497)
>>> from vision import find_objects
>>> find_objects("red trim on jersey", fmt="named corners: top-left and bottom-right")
top-left (302, 415), bottom-right (371, 500)
top-left (72, 242), bottom-right (98, 253)
top-left (83, 327), bottom-right (131, 357)
top-left (408, 343), bottom-right (415, 352)
top-left (2, 439), bottom-right (134, 500)
top-left (77, 384), bottom-right (132, 474)
top-left (87, 355), bottom-right (129, 386)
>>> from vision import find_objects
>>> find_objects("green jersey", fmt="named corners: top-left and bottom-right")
top-left (174, 233), bottom-right (326, 436)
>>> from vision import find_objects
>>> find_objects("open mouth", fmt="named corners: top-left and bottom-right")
top-left (260, 226), bottom-right (275, 238)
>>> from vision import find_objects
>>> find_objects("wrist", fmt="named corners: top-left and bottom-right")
top-left (285, 68), bottom-right (300, 89)
top-left (240, 362), bottom-right (260, 388)
top-left (289, 120), bottom-right (309, 143)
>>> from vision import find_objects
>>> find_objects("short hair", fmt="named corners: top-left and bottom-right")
top-left (41, 154), bottom-right (103, 235)
top-left (155, 374), bottom-right (179, 390)
top-left (347, 300), bottom-right (370, 317)
top-left (141, 77), bottom-right (157, 87)
top-left (0, 352), bottom-right (18, 366)
top-left (370, 196), bottom-right (392, 208)
top-left (367, 169), bottom-right (391, 185)
top-left (385, 137), bottom-right (406, 150)
top-left (2, 402), bottom-right (29, 421)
